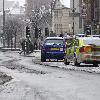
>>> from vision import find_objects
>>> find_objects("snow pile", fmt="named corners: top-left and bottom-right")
top-left (0, 72), bottom-right (12, 85)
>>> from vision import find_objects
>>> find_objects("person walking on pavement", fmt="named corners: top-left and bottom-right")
top-left (34, 42), bottom-right (37, 50)
top-left (19, 39), bottom-right (26, 55)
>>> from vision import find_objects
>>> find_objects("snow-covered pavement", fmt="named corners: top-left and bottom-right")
top-left (0, 51), bottom-right (100, 100)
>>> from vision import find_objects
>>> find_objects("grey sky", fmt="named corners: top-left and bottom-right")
top-left (63, 0), bottom-right (70, 7)
top-left (8, 0), bottom-right (70, 7)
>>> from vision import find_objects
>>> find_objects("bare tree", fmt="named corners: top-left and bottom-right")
top-left (4, 17), bottom-right (24, 49)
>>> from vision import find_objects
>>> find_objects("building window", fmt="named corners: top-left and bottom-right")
top-left (61, 24), bottom-right (62, 31)
top-left (54, 24), bottom-right (56, 33)
top-left (59, 24), bottom-right (62, 32)
top-left (56, 24), bottom-right (58, 32)
top-left (54, 10), bottom-right (58, 17)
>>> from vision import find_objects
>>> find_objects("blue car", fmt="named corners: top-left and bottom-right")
top-left (41, 37), bottom-right (66, 62)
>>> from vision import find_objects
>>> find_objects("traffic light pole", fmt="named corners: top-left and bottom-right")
top-left (72, 0), bottom-right (75, 36)
top-left (99, 22), bottom-right (100, 36)
top-left (83, 18), bottom-right (85, 35)
top-left (3, 0), bottom-right (5, 47)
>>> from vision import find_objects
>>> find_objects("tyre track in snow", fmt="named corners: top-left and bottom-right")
top-left (1, 58), bottom-right (47, 75)
top-left (32, 57), bottom-right (100, 74)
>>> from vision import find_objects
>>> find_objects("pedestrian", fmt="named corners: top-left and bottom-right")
top-left (19, 39), bottom-right (26, 55)
top-left (25, 38), bottom-right (33, 54)
top-left (29, 42), bottom-right (34, 53)
top-left (34, 42), bottom-right (37, 50)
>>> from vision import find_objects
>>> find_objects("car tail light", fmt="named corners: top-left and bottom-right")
top-left (79, 46), bottom-right (92, 53)
top-left (84, 46), bottom-right (91, 52)
top-left (79, 46), bottom-right (84, 53)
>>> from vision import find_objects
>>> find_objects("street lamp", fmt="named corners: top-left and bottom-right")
top-left (99, 22), bottom-right (100, 35)
top-left (3, 0), bottom-right (5, 47)
top-left (81, 2), bottom-right (87, 34)
top-left (69, 24), bottom-right (71, 33)
top-left (72, 0), bottom-right (75, 36)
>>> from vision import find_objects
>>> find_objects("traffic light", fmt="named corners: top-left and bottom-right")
top-left (45, 28), bottom-right (49, 36)
top-left (35, 27), bottom-right (38, 38)
top-left (38, 28), bottom-right (41, 37)
top-left (26, 26), bottom-right (30, 37)
top-left (81, 3), bottom-right (87, 18)
top-left (85, 25), bottom-right (91, 35)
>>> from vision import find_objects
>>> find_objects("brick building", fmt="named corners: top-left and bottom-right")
top-left (52, 0), bottom-right (72, 36)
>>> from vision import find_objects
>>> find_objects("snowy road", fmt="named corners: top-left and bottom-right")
top-left (0, 51), bottom-right (100, 100)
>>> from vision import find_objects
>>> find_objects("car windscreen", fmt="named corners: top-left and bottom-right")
top-left (45, 39), bottom-right (64, 45)
top-left (83, 39), bottom-right (100, 46)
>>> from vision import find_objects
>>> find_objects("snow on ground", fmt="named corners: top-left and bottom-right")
top-left (0, 63), bottom-right (100, 100)
top-left (32, 50), bottom-right (100, 74)
top-left (0, 52), bottom-right (12, 85)
top-left (0, 50), bottom-right (100, 100)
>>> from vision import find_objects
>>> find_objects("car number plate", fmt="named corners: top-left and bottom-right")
top-left (60, 48), bottom-right (63, 51)
top-left (51, 48), bottom-right (59, 50)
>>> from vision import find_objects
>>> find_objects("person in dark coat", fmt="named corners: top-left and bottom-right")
top-left (26, 39), bottom-right (33, 54)
top-left (34, 42), bottom-right (37, 50)
top-left (29, 42), bottom-right (34, 53)
top-left (19, 39), bottom-right (26, 55)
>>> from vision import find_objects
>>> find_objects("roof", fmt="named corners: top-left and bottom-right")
top-left (53, 0), bottom-right (70, 9)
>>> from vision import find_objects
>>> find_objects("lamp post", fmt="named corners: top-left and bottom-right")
top-left (50, 2), bottom-right (53, 33)
top-left (99, 22), bottom-right (100, 35)
top-left (81, 2), bottom-right (87, 35)
top-left (72, 0), bottom-right (75, 36)
top-left (3, 0), bottom-right (5, 47)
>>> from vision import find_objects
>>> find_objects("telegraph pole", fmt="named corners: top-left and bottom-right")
top-left (72, 0), bottom-right (75, 36)
top-left (49, 1), bottom-right (53, 37)
top-left (3, 0), bottom-right (5, 47)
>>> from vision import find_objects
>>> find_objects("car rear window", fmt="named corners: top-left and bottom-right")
top-left (83, 39), bottom-right (100, 46)
top-left (45, 39), bottom-right (64, 45)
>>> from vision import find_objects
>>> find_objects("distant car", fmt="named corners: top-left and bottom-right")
top-left (87, 35), bottom-right (100, 37)
top-left (41, 37), bottom-right (66, 62)
top-left (64, 37), bottom-right (100, 66)
top-left (76, 33), bottom-right (85, 37)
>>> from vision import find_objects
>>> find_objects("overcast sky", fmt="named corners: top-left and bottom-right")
top-left (8, 0), bottom-right (70, 7)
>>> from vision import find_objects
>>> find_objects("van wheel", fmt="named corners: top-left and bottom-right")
top-left (41, 54), bottom-right (46, 62)
top-left (64, 59), bottom-right (69, 65)
top-left (74, 59), bottom-right (80, 66)
top-left (93, 63), bottom-right (98, 67)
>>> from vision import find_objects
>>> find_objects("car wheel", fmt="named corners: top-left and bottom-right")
top-left (64, 58), bottom-right (69, 65)
top-left (93, 63), bottom-right (98, 67)
top-left (41, 53), bottom-right (46, 62)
